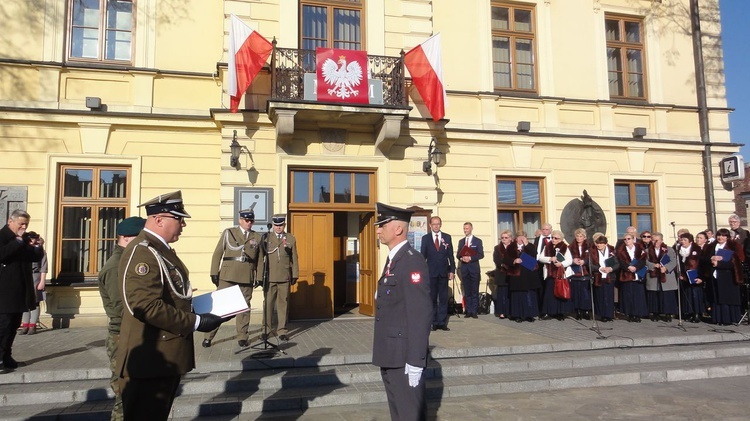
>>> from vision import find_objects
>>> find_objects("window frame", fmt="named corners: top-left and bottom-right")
top-left (66, 0), bottom-right (136, 64)
top-left (299, 0), bottom-right (365, 51)
top-left (614, 180), bottom-right (656, 235)
top-left (604, 13), bottom-right (648, 101)
top-left (55, 164), bottom-right (131, 282)
top-left (289, 167), bottom-right (376, 211)
top-left (490, 1), bottom-right (538, 93)
top-left (496, 176), bottom-right (546, 238)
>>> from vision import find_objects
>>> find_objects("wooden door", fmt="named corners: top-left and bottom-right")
top-left (358, 212), bottom-right (376, 316)
top-left (289, 212), bottom-right (334, 319)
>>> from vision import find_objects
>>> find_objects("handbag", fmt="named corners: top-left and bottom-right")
top-left (553, 277), bottom-right (571, 300)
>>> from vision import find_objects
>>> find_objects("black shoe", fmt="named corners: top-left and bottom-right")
top-left (201, 339), bottom-right (211, 348)
top-left (575, 310), bottom-right (582, 320)
top-left (556, 314), bottom-right (566, 321)
top-left (663, 315), bottom-right (672, 323)
top-left (691, 316), bottom-right (701, 323)
top-left (471, 314), bottom-right (478, 319)
top-left (238, 340), bottom-right (249, 347)
top-left (601, 317), bottom-right (612, 323)
top-left (436, 325), bottom-right (450, 331)
top-left (525, 317), bottom-right (535, 323)
top-left (279, 335), bottom-right (289, 342)
top-left (3, 357), bottom-right (18, 369)
top-left (514, 318), bottom-right (523, 323)
top-left (540, 314), bottom-right (551, 320)
top-left (634, 316), bottom-right (641, 323)
top-left (649, 313), bottom-right (658, 322)
top-left (431, 325), bottom-right (438, 331)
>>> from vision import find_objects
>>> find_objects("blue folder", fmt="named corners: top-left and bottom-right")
top-left (686, 269), bottom-right (699, 285)
top-left (717, 248), bottom-right (734, 262)
top-left (660, 253), bottom-right (671, 266)
top-left (519, 252), bottom-right (538, 271)
top-left (631, 258), bottom-right (647, 279)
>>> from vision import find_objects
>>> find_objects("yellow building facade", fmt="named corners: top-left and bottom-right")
top-left (0, 0), bottom-right (738, 326)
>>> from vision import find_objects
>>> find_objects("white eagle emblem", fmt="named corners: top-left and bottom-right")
top-left (411, 272), bottom-right (421, 283)
top-left (321, 55), bottom-right (364, 100)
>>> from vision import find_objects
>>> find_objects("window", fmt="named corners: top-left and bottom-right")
top-left (491, 2), bottom-right (536, 92)
top-left (300, 0), bottom-right (363, 50)
top-left (615, 181), bottom-right (655, 236)
top-left (290, 169), bottom-right (374, 208)
top-left (497, 177), bottom-right (545, 237)
top-left (68, 0), bottom-right (134, 63)
top-left (605, 15), bottom-right (646, 99)
top-left (56, 165), bottom-right (130, 281)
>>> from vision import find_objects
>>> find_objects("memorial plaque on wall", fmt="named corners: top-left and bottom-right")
top-left (0, 186), bottom-right (28, 222)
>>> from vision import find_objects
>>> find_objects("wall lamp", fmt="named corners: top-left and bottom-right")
top-left (229, 130), bottom-right (253, 170)
top-left (633, 127), bottom-right (647, 138)
top-left (517, 121), bottom-right (531, 132)
top-left (422, 137), bottom-right (443, 175)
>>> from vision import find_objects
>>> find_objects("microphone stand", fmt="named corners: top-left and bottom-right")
top-left (251, 225), bottom-right (284, 355)
top-left (670, 246), bottom-right (687, 332)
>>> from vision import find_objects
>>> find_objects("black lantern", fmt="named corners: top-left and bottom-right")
top-left (230, 130), bottom-right (241, 170)
top-left (422, 137), bottom-right (443, 175)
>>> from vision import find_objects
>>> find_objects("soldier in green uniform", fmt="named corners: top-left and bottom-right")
top-left (258, 214), bottom-right (299, 342)
top-left (202, 209), bottom-right (262, 348)
top-left (116, 191), bottom-right (229, 421)
top-left (97, 216), bottom-right (145, 421)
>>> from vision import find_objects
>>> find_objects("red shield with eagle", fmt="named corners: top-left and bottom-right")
top-left (316, 48), bottom-right (369, 104)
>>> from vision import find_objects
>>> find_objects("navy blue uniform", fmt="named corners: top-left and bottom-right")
top-left (373, 242), bottom-right (432, 421)
top-left (456, 236), bottom-right (484, 316)
top-left (420, 231), bottom-right (455, 327)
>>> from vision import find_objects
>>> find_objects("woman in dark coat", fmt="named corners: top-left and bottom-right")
top-left (591, 235), bottom-right (619, 322)
top-left (507, 230), bottom-right (541, 322)
top-left (492, 230), bottom-right (513, 319)
top-left (616, 233), bottom-right (648, 322)
top-left (677, 232), bottom-right (705, 323)
top-left (701, 228), bottom-right (743, 325)
top-left (569, 228), bottom-right (592, 320)
top-left (538, 230), bottom-right (574, 320)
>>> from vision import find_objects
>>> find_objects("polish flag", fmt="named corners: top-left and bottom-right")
top-left (228, 14), bottom-right (273, 113)
top-left (404, 33), bottom-right (446, 121)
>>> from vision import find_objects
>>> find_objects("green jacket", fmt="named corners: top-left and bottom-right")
top-left (210, 226), bottom-right (262, 284)
top-left (259, 231), bottom-right (299, 282)
top-left (98, 244), bottom-right (124, 334)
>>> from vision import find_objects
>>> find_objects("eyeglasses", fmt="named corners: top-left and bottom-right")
top-left (241, 218), bottom-right (255, 222)
top-left (552, 236), bottom-right (561, 240)
top-left (157, 215), bottom-right (185, 223)
top-left (641, 235), bottom-right (651, 238)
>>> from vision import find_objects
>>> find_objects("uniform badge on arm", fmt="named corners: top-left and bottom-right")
top-left (135, 263), bottom-right (150, 275)
top-left (411, 272), bottom-right (421, 283)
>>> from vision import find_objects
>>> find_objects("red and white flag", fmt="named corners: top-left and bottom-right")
top-left (228, 14), bottom-right (273, 113)
top-left (404, 33), bottom-right (446, 121)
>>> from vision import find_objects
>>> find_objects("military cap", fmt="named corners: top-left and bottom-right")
top-left (138, 190), bottom-right (191, 218)
top-left (374, 202), bottom-right (413, 226)
top-left (239, 209), bottom-right (255, 220)
top-left (116, 217), bottom-right (146, 236)
top-left (271, 214), bottom-right (287, 226)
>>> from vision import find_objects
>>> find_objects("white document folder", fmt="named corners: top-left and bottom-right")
top-left (192, 285), bottom-right (249, 317)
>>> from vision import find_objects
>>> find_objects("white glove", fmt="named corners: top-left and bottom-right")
top-left (404, 363), bottom-right (423, 387)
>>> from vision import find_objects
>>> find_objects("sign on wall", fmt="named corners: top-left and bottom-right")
top-left (720, 154), bottom-right (745, 183)
top-left (0, 186), bottom-right (28, 222)
top-left (234, 187), bottom-right (273, 232)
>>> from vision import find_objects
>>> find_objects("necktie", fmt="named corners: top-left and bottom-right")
top-left (543, 236), bottom-right (549, 247)
top-left (434, 234), bottom-right (440, 251)
top-left (381, 257), bottom-right (391, 279)
top-left (244, 230), bottom-right (249, 240)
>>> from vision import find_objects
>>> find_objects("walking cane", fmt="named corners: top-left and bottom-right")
top-left (587, 247), bottom-right (606, 339)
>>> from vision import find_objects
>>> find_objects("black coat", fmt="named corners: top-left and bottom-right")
top-left (372, 242), bottom-right (432, 369)
top-left (0, 225), bottom-right (43, 313)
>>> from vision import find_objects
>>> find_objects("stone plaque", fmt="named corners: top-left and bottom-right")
top-left (0, 186), bottom-right (28, 222)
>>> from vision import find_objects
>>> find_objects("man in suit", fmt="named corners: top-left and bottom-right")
top-left (420, 216), bottom-right (455, 331)
top-left (0, 209), bottom-right (44, 372)
top-left (97, 216), bottom-right (146, 421)
top-left (116, 191), bottom-right (229, 420)
top-left (372, 202), bottom-right (432, 420)
top-left (258, 214), bottom-right (299, 342)
top-left (203, 209), bottom-right (262, 348)
top-left (456, 221), bottom-right (484, 318)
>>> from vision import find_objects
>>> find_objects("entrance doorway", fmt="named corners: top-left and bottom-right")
top-left (287, 210), bottom-right (377, 320)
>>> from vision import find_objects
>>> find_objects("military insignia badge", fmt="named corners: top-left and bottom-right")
top-left (411, 272), bottom-right (421, 283)
top-left (135, 263), bottom-right (149, 275)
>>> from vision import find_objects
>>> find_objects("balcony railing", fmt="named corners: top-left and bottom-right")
top-left (270, 43), bottom-right (408, 107)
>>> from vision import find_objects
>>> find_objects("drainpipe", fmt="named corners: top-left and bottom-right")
top-left (691, 0), bottom-right (717, 231)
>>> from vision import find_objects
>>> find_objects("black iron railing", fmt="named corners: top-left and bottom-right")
top-left (270, 42), bottom-right (407, 107)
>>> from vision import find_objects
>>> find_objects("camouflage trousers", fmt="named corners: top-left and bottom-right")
top-left (106, 332), bottom-right (123, 421)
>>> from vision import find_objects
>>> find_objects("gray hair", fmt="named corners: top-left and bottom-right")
top-left (10, 209), bottom-right (30, 220)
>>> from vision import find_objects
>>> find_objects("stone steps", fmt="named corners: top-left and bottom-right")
top-left (5, 340), bottom-right (750, 420)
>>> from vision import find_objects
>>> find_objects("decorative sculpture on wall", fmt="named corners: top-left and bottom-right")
top-left (560, 190), bottom-right (607, 242)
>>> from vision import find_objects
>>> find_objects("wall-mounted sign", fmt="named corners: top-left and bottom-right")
top-left (234, 187), bottom-right (273, 232)
top-left (720, 154), bottom-right (745, 183)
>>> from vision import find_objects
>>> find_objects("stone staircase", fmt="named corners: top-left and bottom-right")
top-left (4, 339), bottom-right (750, 420)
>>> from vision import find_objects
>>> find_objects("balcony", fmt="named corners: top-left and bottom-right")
top-left (267, 45), bottom-right (410, 153)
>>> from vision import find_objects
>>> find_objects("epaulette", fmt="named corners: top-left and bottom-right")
top-left (137, 239), bottom-right (149, 247)
top-left (407, 249), bottom-right (414, 256)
